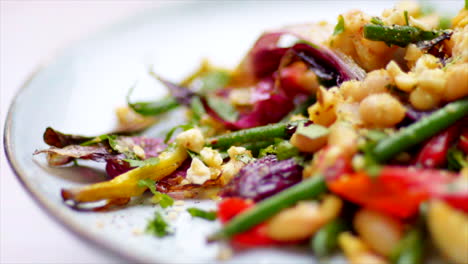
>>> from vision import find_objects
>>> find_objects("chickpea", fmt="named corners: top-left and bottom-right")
top-left (404, 44), bottom-right (423, 69)
top-left (354, 38), bottom-right (397, 71)
top-left (359, 94), bottom-right (406, 128)
top-left (336, 102), bottom-right (363, 126)
top-left (410, 87), bottom-right (440, 110)
top-left (266, 196), bottom-right (342, 241)
top-left (418, 69), bottom-right (446, 96)
top-left (354, 209), bottom-right (403, 257)
top-left (444, 64), bottom-right (468, 101)
top-left (346, 70), bottom-right (392, 102)
top-left (328, 122), bottom-right (359, 156)
top-left (386, 61), bottom-right (417, 92)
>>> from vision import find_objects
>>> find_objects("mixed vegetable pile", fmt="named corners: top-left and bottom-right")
top-left (35, 1), bottom-right (468, 263)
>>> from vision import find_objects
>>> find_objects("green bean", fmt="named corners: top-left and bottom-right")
top-left (208, 175), bottom-right (327, 241)
top-left (208, 121), bottom-right (303, 149)
top-left (311, 219), bottom-right (348, 258)
top-left (391, 229), bottom-right (424, 264)
top-left (373, 99), bottom-right (468, 162)
top-left (129, 97), bottom-right (180, 116)
top-left (363, 24), bottom-right (445, 47)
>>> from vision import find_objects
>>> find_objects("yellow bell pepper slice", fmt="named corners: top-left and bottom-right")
top-left (62, 144), bottom-right (188, 203)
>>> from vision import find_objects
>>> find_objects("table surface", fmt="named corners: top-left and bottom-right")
top-left (0, 1), bottom-right (162, 263)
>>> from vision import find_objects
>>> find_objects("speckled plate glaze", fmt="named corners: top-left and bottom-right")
top-left (4, 1), bottom-right (457, 263)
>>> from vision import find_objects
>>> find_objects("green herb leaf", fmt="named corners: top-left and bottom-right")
top-left (370, 16), bottom-right (384, 25)
top-left (137, 179), bottom-right (174, 208)
top-left (296, 123), bottom-right (329, 140)
top-left (187, 149), bottom-right (201, 160)
top-left (259, 139), bottom-right (300, 160)
top-left (126, 157), bottom-right (160, 168)
top-left (187, 207), bottom-right (217, 221)
top-left (333, 15), bottom-right (345, 36)
top-left (152, 192), bottom-right (174, 208)
top-left (199, 71), bottom-right (230, 95)
top-left (447, 147), bottom-right (468, 171)
top-left (206, 96), bottom-right (239, 123)
top-left (146, 211), bottom-right (172, 237)
top-left (138, 179), bottom-right (158, 194)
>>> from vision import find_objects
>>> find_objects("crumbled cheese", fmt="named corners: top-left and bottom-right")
top-left (133, 145), bottom-right (146, 159)
top-left (209, 167), bottom-right (222, 180)
top-left (227, 146), bottom-right (249, 159)
top-left (186, 158), bottom-right (211, 185)
top-left (176, 128), bottom-right (205, 152)
top-left (200, 147), bottom-right (223, 168)
top-left (180, 179), bottom-right (190, 185)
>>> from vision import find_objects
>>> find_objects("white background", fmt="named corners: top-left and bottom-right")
top-left (0, 1), bottom-right (163, 263)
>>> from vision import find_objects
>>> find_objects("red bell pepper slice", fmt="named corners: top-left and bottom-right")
top-left (217, 198), bottom-right (276, 247)
top-left (415, 124), bottom-right (460, 168)
top-left (328, 166), bottom-right (466, 218)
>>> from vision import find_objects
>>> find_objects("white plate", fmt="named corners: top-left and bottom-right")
top-left (4, 1), bottom-right (458, 263)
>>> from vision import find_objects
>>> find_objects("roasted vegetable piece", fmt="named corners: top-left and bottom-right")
top-left (415, 124), bottom-right (460, 168)
top-left (328, 166), bottom-right (466, 218)
top-left (373, 99), bottom-right (468, 162)
top-left (220, 155), bottom-right (302, 201)
top-left (61, 144), bottom-right (188, 203)
top-left (209, 175), bottom-right (327, 241)
top-left (217, 198), bottom-right (276, 246)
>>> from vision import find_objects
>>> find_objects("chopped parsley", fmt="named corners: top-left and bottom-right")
top-left (259, 139), bottom-right (299, 160)
top-left (137, 179), bottom-right (174, 208)
top-left (187, 207), bottom-right (217, 221)
top-left (146, 211), bottom-right (172, 237)
top-left (333, 15), bottom-right (345, 36)
top-left (370, 16), bottom-right (384, 26)
top-left (447, 147), bottom-right (468, 171)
